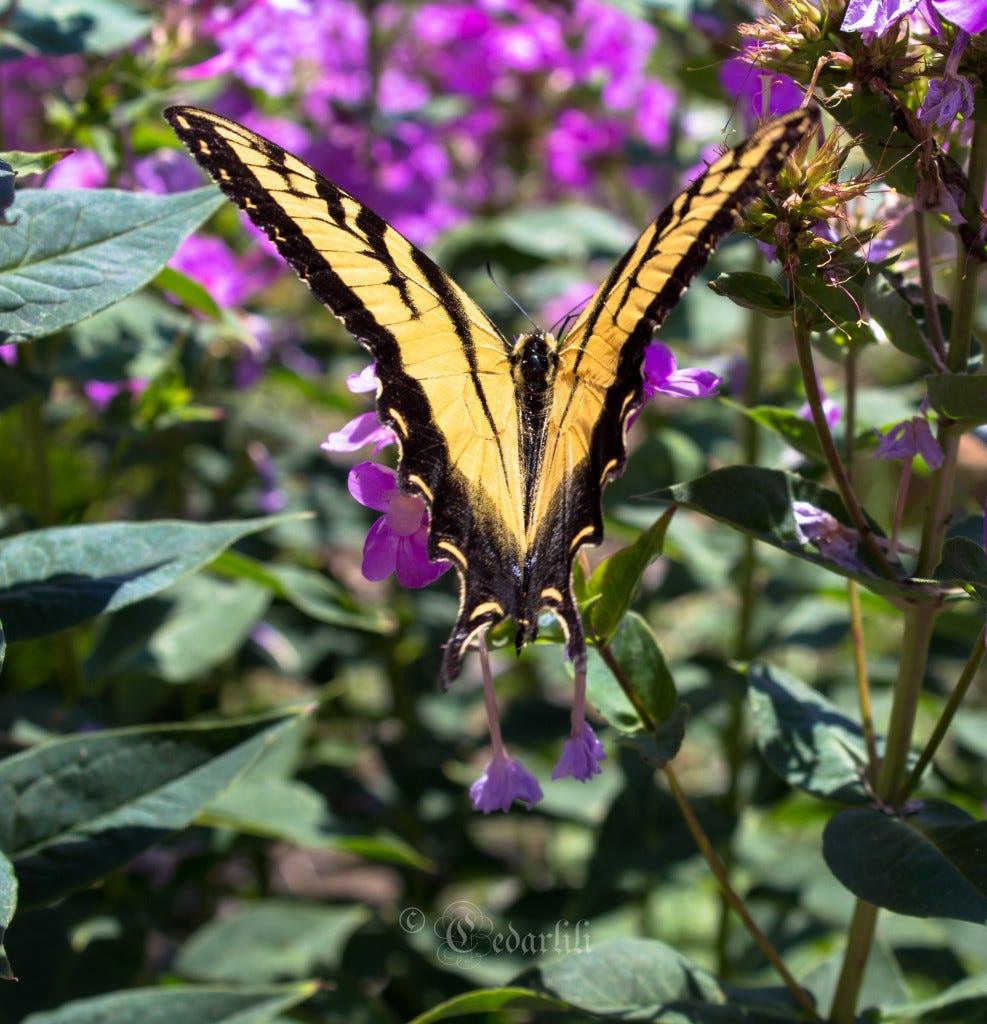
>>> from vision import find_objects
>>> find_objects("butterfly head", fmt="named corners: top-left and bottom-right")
top-left (511, 331), bottom-right (559, 397)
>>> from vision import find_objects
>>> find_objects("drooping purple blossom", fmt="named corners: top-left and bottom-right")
top-left (552, 721), bottom-right (607, 781)
top-left (918, 30), bottom-right (976, 128)
top-left (470, 751), bottom-right (544, 813)
top-left (873, 416), bottom-right (945, 469)
top-left (347, 462), bottom-right (449, 588)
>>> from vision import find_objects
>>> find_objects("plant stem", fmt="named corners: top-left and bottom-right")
top-left (829, 900), bottom-right (879, 1023)
top-left (665, 764), bottom-right (821, 1020)
top-left (902, 622), bottom-right (986, 798)
top-left (848, 580), bottom-right (879, 784)
top-left (912, 210), bottom-right (948, 367)
top-left (789, 288), bottom-right (897, 579)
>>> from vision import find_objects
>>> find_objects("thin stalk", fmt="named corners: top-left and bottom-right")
top-left (848, 580), bottom-right (879, 783)
top-left (829, 900), bottom-right (879, 1024)
top-left (789, 288), bottom-right (897, 579)
top-left (912, 210), bottom-right (948, 366)
top-left (599, 644), bottom-right (819, 1018)
top-left (664, 764), bottom-right (821, 1020)
top-left (902, 622), bottom-right (987, 798)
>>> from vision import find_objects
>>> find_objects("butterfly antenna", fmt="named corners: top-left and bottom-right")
top-left (486, 262), bottom-right (540, 333)
top-left (549, 293), bottom-right (592, 340)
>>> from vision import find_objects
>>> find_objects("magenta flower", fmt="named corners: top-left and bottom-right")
top-left (720, 54), bottom-right (803, 127)
top-left (84, 379), bottom-right (148, 410)
top-left (321, 363), bottom-right (396, 454)
top-left (873, 416), bottom-right (945, 469)
top-left (347, 462), bottom-right (449, 588)
top-left (169, 234), bottom-right (276, 309)
top-left (641, 342), bottom-right (721, 401)
top-left (792, 502), bottom-right (865, 571)
top-left (552, 722), bottom-right (607, 781)
top-left (470, 752), bottom-right (544, 813)
top-left (44, 150), bottom-right (107, 190)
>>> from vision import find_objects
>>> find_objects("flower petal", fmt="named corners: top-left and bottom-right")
top-left (361, 515), bottom-right (399, 581)
top-left (323, 411), bottom-right (395, 453)
top-left (347, 461), bottom-right (396, 512)
top-left (551, 723), bottom-right (607, 781)
top-left (470, 753), bottom-right (544, 813)
top-left (394, 523), bottom-right (450, 588)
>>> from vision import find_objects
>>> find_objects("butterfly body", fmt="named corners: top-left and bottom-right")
top-left (166, 103), bottom-right (818, 688)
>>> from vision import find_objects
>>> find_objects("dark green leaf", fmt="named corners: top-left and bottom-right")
top-left (175, 900), bottom-right (368, 983)
top-left (20, 982), bottom-right (316, 1024)
top-left (796, 271), bottom-right (864, 328)
top-left (0, 707), bottom-right (311, 908)
top-left (926, 374), bottom-right (987, 424)
top-left (747, 663), bottom-right (870, 805)
top-left (153, 266), bottom-right (223, 320)
top-left (0, 850), bottom-right (16, 980)
top-left (85, 576), bottom-right (272, 684)
top-left (933, 535), bottom-right (987, 605)
top-left (864, 269), bottom-right (936, 364)
top-left (587, 508), bottom-right (673, 642)
top-left (0, 0), bottom-right (152, 59)
top-left (0, 187), bottom-right (223, 343)
top-left (587, 612), bottom-right (676, 729)
top-left (708, 271), bottom-right (791, 316)
top-left (823, 801), bottom-right (987, 923)
top-left (407, 988), bottom-right (567, 1024)
top-left (617, 702), bottom-right (689, 767)
top-left (731, 404), bottom-right (826, 463)
top-left (0, 514), bottom-right (302, 642)
top-left (650, 466), bottom-right (907, 594)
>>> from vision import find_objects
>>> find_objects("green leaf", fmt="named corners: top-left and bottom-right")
top-left (200, 775), bottom-right (432, 870)
top-left (85, 575), bottom-right (271, 684)
top-left (708, 271), bottom-right (791, 316)
top-left (587, 508), bottom-right (673, 642)
top-left (883, 972), bottom-right (987, 1022)
top-left (730, 403), bottom-right (826, 463)
top-left (934, 535), bottom-right (987, 605)
top-left (212, 552), bottom-right (393, 633)
top-left (0, 0), bottom-right (153, 59)
top-left (747, 664), bottom-right (870, 805)
top-left (926, 373), bottom-right (987, 424)
top-left (650, 466), bottom-right (907, 594)
top-left (152, 266), bottom-right (223, 321)
top-left (515, 938), bottom-right (806, 1021)
top-left (174, 900), bottom-right (368, 983)
top-left (407, 988), bottom-right (567, 1024)
top-left (0, 514), bottom-right (302, 642)
top-left (0, 706), bottom-right (311, 908)
top-left (587, 612), bottom-right (676, 729)
top-left (823, 801), bottom-right (987, 923)
top-left (20, 982), bottom-right (317, 1024)
top-left (617, 702), bottom-right (689, 767)
top-left (0, 149), bottom-right (73, 177)
top-left (864, 269), bottom-right (936, 364)
top-left (0, 849), bottom-right (16, 981)
top-left (0, 187), bottom-right (224, 343)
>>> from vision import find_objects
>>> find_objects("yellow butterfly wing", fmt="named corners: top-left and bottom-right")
top-left (165, 107), bottom-right (529, 682)
top-left (517, 108), bottom-right (820, 666)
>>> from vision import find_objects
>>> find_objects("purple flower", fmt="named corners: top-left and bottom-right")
top-left (841, 0), bottom-right (923, 36)
top-left (918, 30), bottom-right (976, 128)
top-left (719, 54), bottom-right (803, 127)
top-left (792, 501), bottom-right (865, 571)
top-left (347, 462), bottom-right (449, 588)
top-left (641, 342), bottom-right (721, 401)
top-left (169, 234), bottom-right (276, 308)
top-left (44, 150), bottom-right (107, 190)
top-left (84, 379), bottom-right (148, 410)
top-left (321, 363), bottom-right (396, 454)
top-left (798, 382), bottom-right (842, 429)
top-left (873, 416), bottom-right (945, 469)
top-left (133, 148), bottom-right (204, 194)
top-left (922, 0), bottom-right (987, 33)
top-left (545, 109), bottom-right (624, 189)
top-left (470, 751), bottom-right (544, 813)
top-left (552, 721), bottom-right (607, 781)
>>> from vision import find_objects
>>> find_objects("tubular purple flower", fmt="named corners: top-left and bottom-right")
top-left (918, 30), bottom-right (976, 127)
top-left (347, 462), bottom-right (449, 588)
top-left (641, 342), bottom-right (721, 401)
